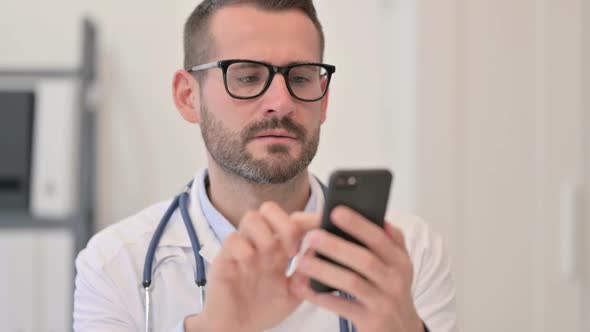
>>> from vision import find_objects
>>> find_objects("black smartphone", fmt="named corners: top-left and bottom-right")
top-left (310, 169), bottom-right (393, 293)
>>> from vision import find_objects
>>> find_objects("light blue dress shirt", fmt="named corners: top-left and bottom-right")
top-left (196, 170), bottom-right (318, 243)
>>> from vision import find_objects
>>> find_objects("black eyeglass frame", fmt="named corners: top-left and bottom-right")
top-left (187, 59), bottom-right (336, 102)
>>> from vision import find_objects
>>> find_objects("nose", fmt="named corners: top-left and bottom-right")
top-left (261, 72), bottom-right (296, 118)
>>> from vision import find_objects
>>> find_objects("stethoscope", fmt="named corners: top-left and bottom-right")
top-left (142, 180), bottom-right (356, 332)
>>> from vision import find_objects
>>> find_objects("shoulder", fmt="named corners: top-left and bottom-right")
top-left (385, 208), bottom-right (453, 290)
top-left (387, 208), bottom-right (457, 328)
top-left (385, 208), bottom-right (445, 253)
top-left (76, 199), bottom-right (173, 270)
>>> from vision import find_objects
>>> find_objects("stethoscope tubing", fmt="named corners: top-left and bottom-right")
top-left (142, 194), bottom-right (180, 288)
top-left (178, 184), bottom-right (207, 287)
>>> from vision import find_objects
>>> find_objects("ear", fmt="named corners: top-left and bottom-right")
top-left (319, 76), bottom-right (330, 124)
top-left (172, 70), bottom-right (201, 123)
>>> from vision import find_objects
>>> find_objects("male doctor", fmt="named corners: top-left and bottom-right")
top-left (73, 0), bottom-right (456, 331)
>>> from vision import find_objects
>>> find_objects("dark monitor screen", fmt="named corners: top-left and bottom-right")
top-left (0, 91), bottom-right (35, 211)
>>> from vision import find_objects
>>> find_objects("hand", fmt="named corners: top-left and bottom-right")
top-left (289, 206), bottom-right (424, 332)
top-left (185, 202), bottom-right (320, 332)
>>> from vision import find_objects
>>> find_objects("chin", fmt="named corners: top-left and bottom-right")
top-left (250, 144), bottom-right (297, 157)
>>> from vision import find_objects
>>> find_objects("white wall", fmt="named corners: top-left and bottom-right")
top-left (416, 0), bottom-right (589, 331)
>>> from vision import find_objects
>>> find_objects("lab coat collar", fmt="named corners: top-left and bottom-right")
top-left (155, 168), bottom-right (325, 265)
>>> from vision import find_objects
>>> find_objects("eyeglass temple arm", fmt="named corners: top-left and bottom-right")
top-left (188, 61), bottom-right (219, 72)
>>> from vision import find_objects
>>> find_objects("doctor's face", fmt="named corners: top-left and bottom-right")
top-left (193, 5), bottom-right (329, 184)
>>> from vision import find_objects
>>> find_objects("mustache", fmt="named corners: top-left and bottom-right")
top-left (242, 117), bottom-right (307, 142)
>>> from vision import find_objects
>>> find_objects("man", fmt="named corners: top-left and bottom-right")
top-left (74, 1), bottom-right (456, 331)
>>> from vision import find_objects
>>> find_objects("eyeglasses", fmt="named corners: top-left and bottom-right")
top-left (187, 59), bottom-right (336, 102)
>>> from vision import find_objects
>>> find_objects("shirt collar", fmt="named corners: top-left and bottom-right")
top-left (197, 169), bottom-right (319, 244)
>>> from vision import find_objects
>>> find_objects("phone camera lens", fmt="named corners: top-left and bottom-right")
top-left (347, 176), bottom-right (357, 186)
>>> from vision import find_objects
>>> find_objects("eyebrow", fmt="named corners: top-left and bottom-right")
top-left (252, 59), bottom-right (318, 66)
top-left (284, 60), bottom-right (317, 66)
top-left (233, 62), bottom-right (265, 69)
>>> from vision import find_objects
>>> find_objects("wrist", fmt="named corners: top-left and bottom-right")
top-left (411, 313), bottom-right (426, 332)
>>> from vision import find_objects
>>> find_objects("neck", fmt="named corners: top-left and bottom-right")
top-left (205, 159), bottom-right (312, 229)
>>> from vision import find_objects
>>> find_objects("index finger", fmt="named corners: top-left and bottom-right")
top-left (259, 202), bottom-right (309, 256)
top-left (289, 211), bottom-right (321, 232)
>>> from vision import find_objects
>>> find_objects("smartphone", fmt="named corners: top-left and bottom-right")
top-left (310, 169), bottom-right (393, 293)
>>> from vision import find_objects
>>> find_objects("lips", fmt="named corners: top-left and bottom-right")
top-left (254, 130), bottom-right (297, 140)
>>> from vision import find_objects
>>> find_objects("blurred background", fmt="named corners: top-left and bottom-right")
top-left (0, 0), bottom-right (588, 331)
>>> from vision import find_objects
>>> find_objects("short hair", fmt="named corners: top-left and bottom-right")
top-left (183, 0), bottom-right (325, 70)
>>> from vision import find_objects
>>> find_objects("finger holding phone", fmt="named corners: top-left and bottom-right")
top-left (289, 170), bottom-right (425, 332)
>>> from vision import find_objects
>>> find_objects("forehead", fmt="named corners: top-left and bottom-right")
top-left (208, 5), bottom-right (322, 64)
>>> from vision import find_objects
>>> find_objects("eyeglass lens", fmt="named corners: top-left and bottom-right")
top-left (225, 62), bottom-right (328, 100)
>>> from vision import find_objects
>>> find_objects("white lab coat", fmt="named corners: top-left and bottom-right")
top-left (74, 171), bottom-right (457, 331)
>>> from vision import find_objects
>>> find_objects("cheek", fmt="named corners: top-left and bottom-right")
top-left (204, 87), bottom-right (257, 131)
top-left (298, 104), bottom-right (324, 127)
top-left (203, 78), bottom-right (229, 107)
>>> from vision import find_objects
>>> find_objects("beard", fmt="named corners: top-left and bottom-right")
top-left (199, 104), bottom-right (320, 184)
